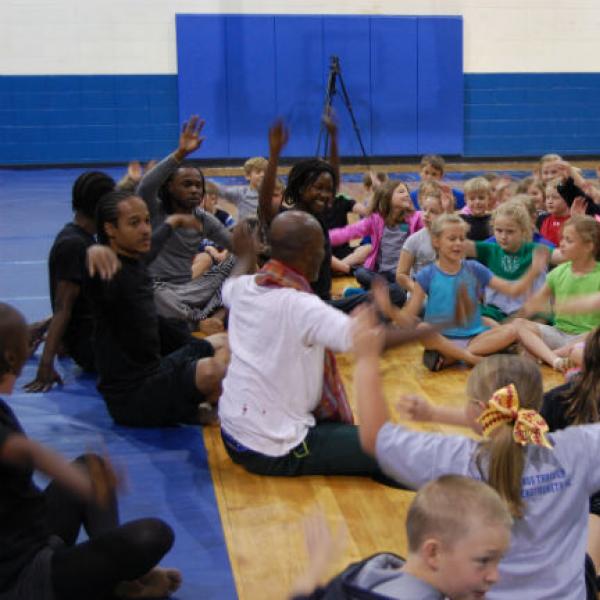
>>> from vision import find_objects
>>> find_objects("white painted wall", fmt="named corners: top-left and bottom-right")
top-left (2, 0), bottom-right (600, 75)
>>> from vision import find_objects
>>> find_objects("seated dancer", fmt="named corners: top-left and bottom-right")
top-left (0, 303), bottom-right (180, 600)
top-left (88, 190), bottom-right (229, 427)
top-left (218, 210), bottom-right (431, 480)
top-left (136, 115), bottom-right (234, 329)
top-left (25, 172), bottom-right (115, 392)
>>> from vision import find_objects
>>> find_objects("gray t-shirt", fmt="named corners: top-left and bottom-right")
top-left (376, 421), bottom-right (600, 600)
top-left (136, 154), bottom-right (232, 284)
top-left (402, 227), bottom-right (436, 277)
top-left (215, 183), bottom-right (259, 221)
top-left (378, 223), bottom-right (409, 273)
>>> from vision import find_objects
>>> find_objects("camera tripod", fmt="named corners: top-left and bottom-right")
top-left (315, 55), bottom-right (369, 162)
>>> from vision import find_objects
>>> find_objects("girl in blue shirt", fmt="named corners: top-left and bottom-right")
top-left (377, 214), bottom-right (547, 371)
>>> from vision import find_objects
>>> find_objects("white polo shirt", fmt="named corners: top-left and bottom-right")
top-left (219, 275), bottom-right (352, 456)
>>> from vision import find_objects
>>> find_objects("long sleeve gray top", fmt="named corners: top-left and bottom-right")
top-left (136, 153), bottom-right (232, 285)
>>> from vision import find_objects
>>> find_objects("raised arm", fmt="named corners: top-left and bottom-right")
top-left (351, 306), bottom-right (389, 455)
top-left (136, 116), bottom-right (205, 222)
top-left (322, 109), bottom-right (340, 186)
top-left (258, 120), bottom-right (289, 227)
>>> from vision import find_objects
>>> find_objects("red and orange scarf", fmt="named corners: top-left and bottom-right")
top-left (255, 259), bottom-right (354, 424)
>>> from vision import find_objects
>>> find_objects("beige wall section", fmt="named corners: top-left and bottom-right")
top-left (1, 0), bottom-right (600, 75)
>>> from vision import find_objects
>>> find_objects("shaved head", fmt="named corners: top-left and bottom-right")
top-left (269, 211), bottom-right (325, 281)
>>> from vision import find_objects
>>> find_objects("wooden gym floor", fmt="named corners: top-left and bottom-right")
top-left (203, 276), bottom-right (565, 600)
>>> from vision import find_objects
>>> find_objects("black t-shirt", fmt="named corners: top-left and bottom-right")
top-left (0, 398), bottom-right (49, 592)
top-left (48, 223), bottom-right (95, 352)
top-left (541, 382), bottom-right (575, 432)
top-left (88, 255), bottom-right (162, 397)
top-left (460, 214), bottom-right (492, 242)
top-left (323, 195), bottom-right (356, 260)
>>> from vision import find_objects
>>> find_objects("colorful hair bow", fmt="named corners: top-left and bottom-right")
top-left (477, 384), bottom-right (552, 449)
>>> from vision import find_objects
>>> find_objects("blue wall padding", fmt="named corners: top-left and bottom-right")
top-left (0, 75), bottom-right (179, 165)
top-left (369, 17), bottom-right (418, 155)
top-left (274, 16), bottom-right (325, 156)
top-left (176, 14), bottom-right (464, 159)
top-left (176, 16), bottom-right (229, 157)
top-left (464, 73), bottom-right (600, 156)
top-left (417, 17), bottom-right (464, 154)
top-left (226, 16), bottom-right (278, 157)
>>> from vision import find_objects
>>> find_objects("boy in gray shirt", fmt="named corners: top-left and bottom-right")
top-left (291, 475), bottom-right (512, 600)
top-left (213, 156), bottom-right (268, 221)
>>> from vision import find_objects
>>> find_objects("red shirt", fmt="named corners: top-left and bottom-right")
top-left (539, 214), bottom-right (569, 246)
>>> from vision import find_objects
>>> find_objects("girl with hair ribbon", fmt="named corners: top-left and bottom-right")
top-left (351, 305), bottom-right (600, 599)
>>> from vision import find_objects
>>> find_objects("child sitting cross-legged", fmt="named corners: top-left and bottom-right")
top-left (290, 475), bottom-right (512, 600)
top-left (376, 213), bottom-right (547, 371)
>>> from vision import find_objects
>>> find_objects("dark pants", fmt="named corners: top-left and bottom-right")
top-left (45, 456), bottom-right (173, 600)
top-left (354, 267), bottom-right (406, 307)
top-left (222, 423), bottom-right (405, 487)
top-left (104, 338), bottom-right (214, 427)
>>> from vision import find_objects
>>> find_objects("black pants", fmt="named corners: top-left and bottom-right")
top-left (45, 456), bottom-right (173, 600)
top-left (354, 267), bottom-right (406, 307)
top-left (222, 423), bottom-right (406, 488)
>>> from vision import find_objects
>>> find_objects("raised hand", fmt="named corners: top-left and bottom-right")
top-left (175, 115), bottom-right (206, 161)
top-left (396, 394), bottom-right (434, 422)
top-left (268, 119), bottom-right (289, 157)
top-left (126, 161), bottom-right (143, 183)
top-left (24, 363), bottom-right (63, 393)
top-left (570, 196), bottom-right (587, 217)
top-left (322, 107), bottom-right (338, 137)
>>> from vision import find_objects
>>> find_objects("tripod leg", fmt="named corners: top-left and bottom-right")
top-left (337, 74), bottom-right (369, 162)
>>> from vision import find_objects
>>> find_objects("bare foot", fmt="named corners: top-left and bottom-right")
top-left (115, 567), bottom-right (182, 598)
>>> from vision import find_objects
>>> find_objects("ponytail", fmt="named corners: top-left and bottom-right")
top-left (467, 355), bottom-right (543, 518)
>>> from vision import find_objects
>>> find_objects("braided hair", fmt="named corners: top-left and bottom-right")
top-left (72, 171), bottom-right (116, 219)
top-left (283, 159), bottom-right (338, 209)
top-left (157, 164), bottom-right (205, 214)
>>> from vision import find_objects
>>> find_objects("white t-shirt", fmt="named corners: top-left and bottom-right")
top-left (376, 421), bottom-right (600, 600)
top-left (401, 228), bottom-right (436, 277)
top-left (219, 275), bottom-right (352, 456)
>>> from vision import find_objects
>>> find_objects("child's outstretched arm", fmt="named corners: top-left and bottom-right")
top-left (553, 292), bottom-right (600, 315)
top-left (397, 394), bottom-right (471, 428)
top-left (258, 120), bottom-right (289, 227)
top-left (489, 245), bottom-right (550, 297)
top-left (352, 306), bottom-right (389, 455)
top-left (322, 109), bottom-right (340, 187)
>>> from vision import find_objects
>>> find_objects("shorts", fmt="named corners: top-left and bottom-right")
top-left (104, 338), bottom-right (214, 427)
top-left (447, 336), bottom-right (475, 350)
top-left (537, 324), bottom-right (583, 350)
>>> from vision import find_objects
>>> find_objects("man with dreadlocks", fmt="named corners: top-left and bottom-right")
top-left (25, 171), bottom-right (116, 392)
top-left (135, 115), bottom-right (234, 331)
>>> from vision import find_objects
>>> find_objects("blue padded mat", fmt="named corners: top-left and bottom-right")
top-left (0, 168), bottom-right (236, 599)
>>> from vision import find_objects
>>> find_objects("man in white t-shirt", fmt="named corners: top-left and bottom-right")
top-left (219, 210), bottom-right (406, 479)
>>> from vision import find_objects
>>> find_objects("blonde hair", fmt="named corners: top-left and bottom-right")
top-left (243, 156), bottom-right (268, 174)
top-left (492, 200), bottom-right (532, 241)
top-left (516, 176), bottom-right (544, 198)
top-left (539, 153), bottom-right (562, 168)
top-left (420, 154), bottom-right (445, 174)
top-left (511, 193), bottom-right (537, 221)
top-left (406, 475), bottom-right (512, 553)
top-left (544, 177), bottom-right (562, 193)
top-left (564, 215), bottom-right (600, 260)
top-left (430, 213), bottom-right (468, 239)
top-left (464, 176), bottom-right (491, 196)
top-left (273, 177), bottom-right (285, 192)
top-left (467, 355), bottom-right (543, 518)
top-left (417, 180), bottom-right (442, 202)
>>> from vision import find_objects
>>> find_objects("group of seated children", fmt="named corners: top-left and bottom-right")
top-left (7, 111), bottom-right (600, 599)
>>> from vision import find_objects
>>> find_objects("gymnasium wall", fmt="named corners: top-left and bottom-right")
top-left (1, 0), bottom-right (600, 164)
